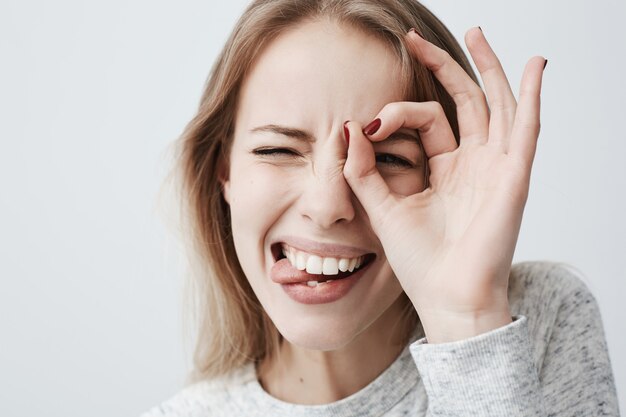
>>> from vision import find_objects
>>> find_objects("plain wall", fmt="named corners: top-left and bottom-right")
top-left (0, 1), bottom-right (624, 415)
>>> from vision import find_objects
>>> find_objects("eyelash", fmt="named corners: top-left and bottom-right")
top-left (252, 148), bottom-right (414, 168)
top-left (252, 148), bottom-right (297, 157)
top-left (375, 153), bottom-right (414, 168)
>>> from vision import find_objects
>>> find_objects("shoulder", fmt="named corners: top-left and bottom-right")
top-left (508, 261), bottom-right (602, 367)
top-left (508, 260), bottom-right (597, 312)
top-left (139, 363), bottom-right (255, 417)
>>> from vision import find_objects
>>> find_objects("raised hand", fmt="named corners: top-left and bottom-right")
top-left (343, 27), bottom-right (546, 343)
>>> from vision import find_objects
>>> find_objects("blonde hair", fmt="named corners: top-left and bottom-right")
top-left (170, 0), bottom-right (478, 383)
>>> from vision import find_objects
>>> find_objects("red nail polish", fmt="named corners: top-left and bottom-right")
top-left (343, 121), bottom-right (350, 145)
top-left (363, 118), bottom-right (381, 136)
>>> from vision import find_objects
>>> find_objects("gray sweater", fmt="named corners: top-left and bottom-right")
top-left (141, 261), bottom-right (620, 416)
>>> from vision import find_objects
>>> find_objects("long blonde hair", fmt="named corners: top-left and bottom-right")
top-left (170, 0), bottom-right (478, 383)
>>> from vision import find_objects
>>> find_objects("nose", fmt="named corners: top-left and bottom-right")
top-left (298, 155), bottom-right (356, 229)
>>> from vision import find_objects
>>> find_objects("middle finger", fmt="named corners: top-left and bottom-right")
top-left (406, 28), bottom-right (489, 144)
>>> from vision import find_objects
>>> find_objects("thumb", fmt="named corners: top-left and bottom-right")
top-left (342, 120), bottom-right (396, 226)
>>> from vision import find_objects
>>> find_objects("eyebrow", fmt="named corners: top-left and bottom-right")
top-left (250, 124), bottom-right (315, 143)
top-left (249, 124), bottom-right (421, 146)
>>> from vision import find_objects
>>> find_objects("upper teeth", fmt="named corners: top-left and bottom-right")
top-left (281, 244), bottom-right (364, 275)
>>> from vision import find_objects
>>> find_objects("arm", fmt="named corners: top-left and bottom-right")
top-left (408, 271), bottom-right (619, 416)
top-left (411, 315), bottom-right (544, 416)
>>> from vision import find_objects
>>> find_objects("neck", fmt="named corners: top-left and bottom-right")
top-left (256, 294), bottom-right (416, 405)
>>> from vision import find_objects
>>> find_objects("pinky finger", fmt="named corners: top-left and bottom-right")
top-left (509, 56), bottom-right (547, 169)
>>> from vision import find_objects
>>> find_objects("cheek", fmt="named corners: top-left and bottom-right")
top-left (230, 165), bottom-right (284, 225)
top-left (228, 160), bottom-right (300, 251)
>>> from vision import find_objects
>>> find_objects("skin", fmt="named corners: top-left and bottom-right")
top-left (222, 18), bottom-right (545, 405)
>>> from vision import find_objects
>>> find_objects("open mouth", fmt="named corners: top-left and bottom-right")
top-left (270, 242), bottom-right (376, 282)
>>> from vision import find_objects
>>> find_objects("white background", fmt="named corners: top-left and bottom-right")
top-left (1, 1), bottom-right (624, 415)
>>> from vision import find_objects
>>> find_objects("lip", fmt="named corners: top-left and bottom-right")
top-left (270, 235), bottom-right (375, 260)
top-left (279, 260), bottom-right (373, 304)
top-left (268, 236), bottom-right (378, 303)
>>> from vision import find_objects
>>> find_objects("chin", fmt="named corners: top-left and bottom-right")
top-left (270, 309), bottom-right (364, 351)
top-left (255, 259), bottom-right (404, 352)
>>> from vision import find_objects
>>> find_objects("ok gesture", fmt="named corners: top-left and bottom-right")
top-left (343, 27), bottom-right (546, 343)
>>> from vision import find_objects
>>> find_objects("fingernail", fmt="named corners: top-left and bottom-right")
top-left (543, 59), bottom-right (548, 69)
top-left (363, 118), bottom-right (381, 136)
top-left (478, 26), bottom-right (482, 32)
top-left (343, 121), bottom-right (350, 145)
top-left (408, 27), bottom-right (422, 38)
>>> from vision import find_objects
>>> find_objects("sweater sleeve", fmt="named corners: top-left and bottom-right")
top-left (409, 276), bottom-right (620, 416)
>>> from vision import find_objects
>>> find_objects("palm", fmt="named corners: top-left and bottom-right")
top-left (384, 142), bottom-right (526, 313)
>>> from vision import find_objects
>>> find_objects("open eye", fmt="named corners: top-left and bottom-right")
top-left (375, 153), bottom-right (414, 168)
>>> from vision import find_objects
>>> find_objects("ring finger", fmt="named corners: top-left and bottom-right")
top-left (464, 28), bottom-right (517, 152)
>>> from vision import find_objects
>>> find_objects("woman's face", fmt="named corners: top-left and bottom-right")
top-left (222, 19), bottom-right (426, 350)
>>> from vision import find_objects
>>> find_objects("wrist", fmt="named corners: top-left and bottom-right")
top-left (419, 309), bottom-right (513, 344)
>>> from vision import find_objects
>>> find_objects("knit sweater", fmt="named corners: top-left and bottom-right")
top-left (141, 261), bottom-right (620, 416)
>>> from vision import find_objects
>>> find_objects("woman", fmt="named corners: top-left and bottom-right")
top-left (143, 0), bottom-right (620, 415)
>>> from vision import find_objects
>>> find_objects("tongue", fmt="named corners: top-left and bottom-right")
top-left (270, 258), bottom-right (353, 284)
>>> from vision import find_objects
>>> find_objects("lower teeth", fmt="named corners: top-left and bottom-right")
top-left (307, 279), bottom-right (334, 287)
top-left (303, 259), bottom-right (369, 287)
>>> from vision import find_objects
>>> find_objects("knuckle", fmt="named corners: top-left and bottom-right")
top-left (342, 160), bottom-right (356, 180)
top-left (520, 118), bottom-right (540, 134)
top-left (455, 88), bottom-right (485, 108)
top-left (470, 84), bottom-right (487, 101)
top-left (377, 102), bottom-right (408, 129)
top-left (433, 48), bottom-right (452, 69)
top-left (381, 101), bottom-right (404, 116)
top-left (426, 101), bottom-right (445, 116)
top-left (489, 100), bottom-right (512, 114)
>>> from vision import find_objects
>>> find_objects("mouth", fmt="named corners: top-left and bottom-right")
top-left (270, 241), bottom-right (376, 284)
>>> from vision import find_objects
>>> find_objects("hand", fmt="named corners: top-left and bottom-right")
top-left (342, 27), bottom-right (546, 343)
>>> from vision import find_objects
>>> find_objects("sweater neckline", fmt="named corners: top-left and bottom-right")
top-left (235, 336), bottom-right (421, 417)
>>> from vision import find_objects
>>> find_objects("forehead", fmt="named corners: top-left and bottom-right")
top-left (237, 19), bottom-right (405, 128)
